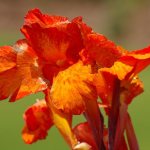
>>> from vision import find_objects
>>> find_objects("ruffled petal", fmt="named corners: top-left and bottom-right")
top-left (119, 46), bottom-right (150, 78)
top-left (10, 40), bottom-right (47, 101)
top-left (24, 8), bottom-right (68, 26)
top-left (73, 122), bottom-right (108, 150)
top-left (100, 61), bottom-right (133, 80)
top-left (0, 46), bottom-right (16, 72)
top-left (120, 76), bottom-right (144, 104)
top-left (98, 46), bottom-right (150, 81)
top-left (22, 99), bottom-right (53, 144)
top-left (0, 40), bottom-right (47, 101)
top-left (72, 16), bottom-right (92, 40)
top-left (80, 33), bottom-right (123, 67)
top-left (21, 9), bottom-right (84, 67)
top-left (50, 61), bottom-right (97, 115)
top-left (73, 122), bottom-right (98, 150)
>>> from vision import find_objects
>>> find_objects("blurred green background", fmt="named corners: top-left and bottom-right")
top-left (0, 0), bottom-right (150, 150)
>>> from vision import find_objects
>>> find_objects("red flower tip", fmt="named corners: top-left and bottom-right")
top-left (22, 99), bottom-right (53, 144)
top-left (73, 122), bottom-right (108, 150)
top-left (73, 122), bottom-right (98, 150)
top-left (24, 8), bottom-right (68, 26)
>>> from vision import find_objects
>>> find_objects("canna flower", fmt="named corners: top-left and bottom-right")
top-left (0, 8), bottom-right (150, 150)
top-left (22, 9), bottom-right (107, 149)
top-left (0, 8), bottom-right (106, 149)
top-left (92, 45), bottom-right (150, 149)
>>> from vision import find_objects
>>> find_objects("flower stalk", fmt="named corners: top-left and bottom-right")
top-left (114, 103), bottom-right (128, 150)
top-left (84, 99), bottom-right (106, 150)
top-left (108, 78), bottom-right (121, 150)
top-left (126, 114), bottom-right (139, 150)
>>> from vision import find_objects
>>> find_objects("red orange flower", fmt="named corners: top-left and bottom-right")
top-left (0, 8), bottom-right (150, 150)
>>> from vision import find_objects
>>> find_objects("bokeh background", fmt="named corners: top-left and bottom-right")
top-left (0, 0), bottom-right (150, 149)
